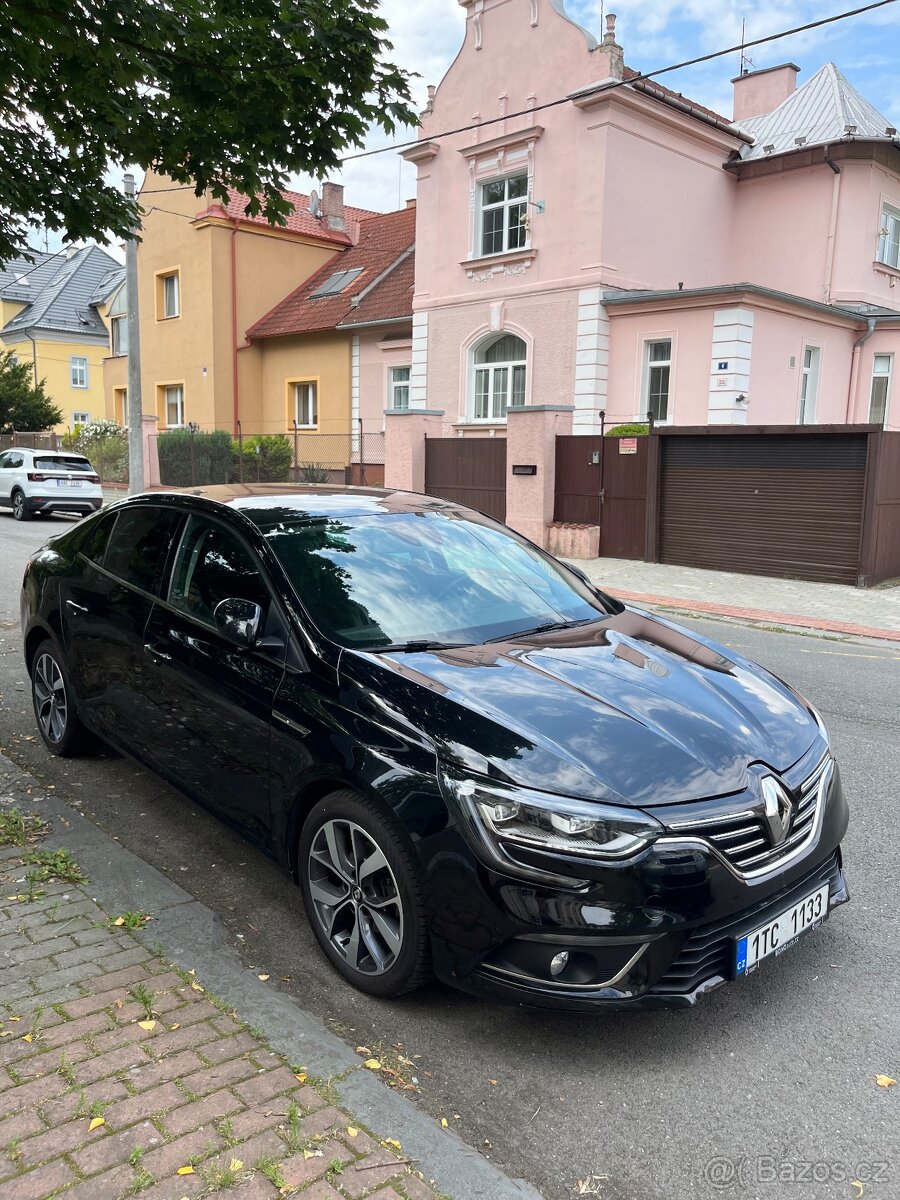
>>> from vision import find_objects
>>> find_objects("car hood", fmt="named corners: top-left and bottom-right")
top-left (349, 608), bottom-right (820, 808)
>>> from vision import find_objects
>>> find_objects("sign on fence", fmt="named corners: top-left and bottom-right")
top-left (618, 437), bottom-right (638, 455)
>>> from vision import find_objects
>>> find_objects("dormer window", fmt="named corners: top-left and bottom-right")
top-left (480, 173), bottom-right (528, 257)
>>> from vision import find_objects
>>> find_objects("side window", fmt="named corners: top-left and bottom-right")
top-left (0, 453), bottom-right (9, 469)
top-left (79, 511), bottom-right (119, 566)
top-left (169, 516), bottom-right (269, 627)
top-left (103, 507), bottom-right (183, 594)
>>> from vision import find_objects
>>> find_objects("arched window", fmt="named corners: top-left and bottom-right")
top-left (472, 333), bottom-right (527, 421)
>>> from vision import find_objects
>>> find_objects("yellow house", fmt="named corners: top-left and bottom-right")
top-left (0, 246), bottom-right (124, 431)
top-left (119, 171), bottom-right (378, 436)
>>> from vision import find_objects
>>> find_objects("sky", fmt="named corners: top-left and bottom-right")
top-left (289, 0), bottom-right (900, 214)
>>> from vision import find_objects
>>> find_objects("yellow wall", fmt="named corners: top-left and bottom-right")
top-left (257, 331), bottom-right (352, 441)
top-left (136, 169), bottom-right (346, 435)
top-left (0, 333), bottom-right (108, 431)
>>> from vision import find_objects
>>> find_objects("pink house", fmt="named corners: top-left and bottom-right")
top-left (402, 0), bottom-right (900, 433)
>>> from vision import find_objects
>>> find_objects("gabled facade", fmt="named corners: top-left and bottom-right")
top-left (403, 0), bottom-right (900, 431)
top-left (0, 246), bottom-right (123, 430)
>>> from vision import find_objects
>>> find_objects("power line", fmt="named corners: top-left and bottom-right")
top-left (341, 0), bottom-right (899, 164)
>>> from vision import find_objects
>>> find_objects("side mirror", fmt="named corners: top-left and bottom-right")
top-left (214, 597), bottom-right (262, 648)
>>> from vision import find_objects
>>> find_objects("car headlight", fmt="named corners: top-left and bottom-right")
top-left (440, 765), bottom-right (663, 867)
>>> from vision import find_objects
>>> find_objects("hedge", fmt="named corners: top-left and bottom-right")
top-left (157, 429), bottom-right (233, 486)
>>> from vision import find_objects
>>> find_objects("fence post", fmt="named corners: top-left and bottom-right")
top-left (506, 405), bottom-right (574, 549)
top-left (644, 419), bottom-right (661, 563)
top-left (358, 418), bottom-right (365, 486)
top-left (237, 421), bottom-right (244, 484)
top-left (384, 409), bottom-right (444, 492)
top-left (292, 420), bottom-right (298, 481)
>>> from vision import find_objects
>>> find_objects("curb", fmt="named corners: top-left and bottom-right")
top-left (610, 589), bottom-right (900, 643)
top-left (0, 751), bottom-right (544, 1200)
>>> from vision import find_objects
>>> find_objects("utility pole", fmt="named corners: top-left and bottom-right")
top-left (124, 174), bottom-right (144, 494)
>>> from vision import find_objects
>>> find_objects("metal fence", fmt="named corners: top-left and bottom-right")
top-left (0, 431), bottom-right (60, 452)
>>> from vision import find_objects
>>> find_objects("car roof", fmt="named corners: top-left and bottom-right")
top-left (132, 484), bottom-right (459, 527)
top-left (20, 448), bottom-right (89, 457)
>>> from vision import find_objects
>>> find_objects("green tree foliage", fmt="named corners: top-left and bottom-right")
top-left (0, 349), bottom-right (62, 432)
top-left (0, 0), bottom-right (414, 263)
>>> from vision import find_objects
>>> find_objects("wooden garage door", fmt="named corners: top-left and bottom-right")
top-left (659, 434), bottom-right (867, 584)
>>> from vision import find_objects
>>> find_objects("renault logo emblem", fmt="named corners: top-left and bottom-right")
top-left (759, 776), bottom-right (794, 846)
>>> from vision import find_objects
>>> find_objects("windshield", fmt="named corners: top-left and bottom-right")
top-left (262, 510), bottom-right (614, 650)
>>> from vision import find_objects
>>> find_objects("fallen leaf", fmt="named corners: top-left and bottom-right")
top-left (0, 1032), bottom-right (11, 1039)
top-left (88, 1117), bottom-right (105, 1131)
top-left (8, 1017), bottom-right (19, 1023)
top-left (382, 1138), bottom-right (402, 1151)
top-left (875, 1075), bottom-right (896, 1088)
top-left (257, 974), bottom-right (269, 982)
top-left (488, 1079), bottom-right (498, 1086)
top-left (170, 1023), bottom-right (181, 1031)
top-left (177, 1165), bottom-right (195, 1175)
top-left (851, 1181), bottom-right (864, 1198)
top-left (302, 1148), bottom-right (323, 1160)
top-left (363, 1059), bottom-right (382, 1071)
top-left (294, 1073), bottom-right (307, 1083)
top-left (113, 917), bottom-right (125, 926)
top-left (137, 1020), bottom-right (157, 1031)
top-left (22, 1033), bottom-right (33, 1043)
top-left (115, 999), bottom-right (124, 1009)
top-left (189, 981), bottom-right (204, 993)
top-left (440, 1118), bottom-right (448, 1129)
top-left (346, 1126), bottom-right (359, 1138)
top-left (229, 1158), bottom-right (244, 1172)
top-left (356, 1045), bottom-right (372, 1055)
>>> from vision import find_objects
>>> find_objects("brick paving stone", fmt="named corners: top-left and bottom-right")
top-left (72, 1043), bottom-right (148, 1087)
top-left (81, 963), bottom-right (151, 994)
top-left (91, 1021), bottom-right (160, 1054)
top-left (103, 1081), bottom-right (189, 1130)
top-left (276, 1139), bottom-right (350, 1189)
top-left (299, 1105), bottom-right (347, 1139)
top-left (0, 1108), bottom-right (44, 1143)
top-left (142, 1023), bottom-right (219, 1060)
top-left (141, 1125), bottom-right (223, 1177)
top-left (53, 1164), bottom-right (136, 1200)
top-left (401, 1175), bottom-right (445, 1200)
top-left (39, 1076), bottom-right (130, 1127)
top-left (340, 1148), bottom-right (408, 1198)
top-left (125, 1049), bottom-right (206, 1093)
top-left (208, 1177), bottom-right (279, 1199)
top-left (223, 1107), bottom-right (285, 1143)
top-left (159, 1087), bottom-right (244, 1139)
top-left (0, 1157), bottom-right (76, 1198)
top-left (282, 1182), bottom-right (344, 1200)
top-left (134, 1173), bottom-right (207, 1200)
top-left (40, 1010), bottom-right (113, 1049)
top-left (197, 1031), bottom-right (258, 1065)
top-left (179, 1057), bottom-right (260, 1098)
top-left (0, 1072), bottom-right (68, 1117)
top-left (17, 1115), bottom-right (108, 1167)
top-left (232, 1067), bottom-right (301, 1106)
top-left (63, 984), bottom-right (145, 1020)
top-left (215, 1128), bottom-right (285, 1167)
top-left (72, 1119), bottom-right (163, 1176)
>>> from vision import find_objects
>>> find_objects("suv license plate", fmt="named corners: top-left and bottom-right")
top-left (735, 883), bottom-right (829, 976)
top-left (56, 479), bottom-right (83, 487)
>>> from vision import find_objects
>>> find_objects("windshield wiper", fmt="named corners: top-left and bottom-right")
top-left (377, 640), bottom-right (475, 653)
top-left (485, 618), bottom-right (599, 644)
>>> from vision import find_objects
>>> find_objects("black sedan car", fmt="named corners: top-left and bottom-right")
top-left (20, 486), bottom-right (849, 1009)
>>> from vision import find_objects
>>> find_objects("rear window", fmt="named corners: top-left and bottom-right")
top-left (103, 507), bottom-right (183, 594)
top-left (34, 456), bottom-right (93, 472)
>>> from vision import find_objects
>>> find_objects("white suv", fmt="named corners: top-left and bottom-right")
top-left (0, 448), bottom-right (103, 520)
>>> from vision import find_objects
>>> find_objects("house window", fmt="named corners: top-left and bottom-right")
top-left (70, 356), bottom-right (88, 388)
top-left (877, 202), bottom-right (900, 269)
top-left (799, 346), bottom-right (821, 424)
top-left (869, 354), bottom-right (893, 424)
top-left (293, 381), bottom-right (318, 429)
top-left (164, 384), bottom-right (184, 427)
top-left (389, 366), bottom-right (411, 411)
top-left (480, 173), bottom-right (528, 257)
top-left (115, 388), bottom-right (127, 425)
top-left (158, 271), bottom-right (180, 319)
top-left (473, 333), bottom-right (527, 421)
top-left (642, 340), bottom-right (672, 422)
top-left (111, 315), bottom-right (128, 356)
top-left (72, 411), bottom-right (90, 427)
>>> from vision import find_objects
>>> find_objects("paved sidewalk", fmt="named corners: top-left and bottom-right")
top-left (568, 557), bottom-right (900, 641)
top-left (0, 756), bottom-right (542, 1200)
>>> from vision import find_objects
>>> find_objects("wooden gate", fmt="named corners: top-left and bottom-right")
top-left (554, 436), bottom-right (648, 559)
top-left (424, 437), bottom-right (507, 522)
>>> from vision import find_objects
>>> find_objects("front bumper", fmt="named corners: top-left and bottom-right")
top-left (425, 748), bottom-right (850, 1011)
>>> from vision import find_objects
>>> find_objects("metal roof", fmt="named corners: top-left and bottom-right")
top-left (739, 63), bottom-right (896, 161)
top-left (0, 245), bottom-right (122, 340)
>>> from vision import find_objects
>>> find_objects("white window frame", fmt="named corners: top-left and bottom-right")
top-left (877, 201), bottom-right (900, 270)
top-left (478, 172), bottom-right (529, 259)
top-left (388, 366), bottom-right (411, 411)
top-left (799, 345), bottom-right (821, 424)
top-left (641, 339), bottom-right (672, 423)
top-left (111, 314), bottom-right (128, 356)
top-left (164, 384), bottom-right (185, 428)
top-left (470, 333), bottom-right (527, 423)
top-left (869, 353), bottom-right (893, 425)
top-left (70, 356), bottom-right (88, 389)
top-left (162, 272), bottom-right (180, 319)
top-left (72, 411), bottom-right (90, 426)
top-left (293, 381), bottom-right (318, 429)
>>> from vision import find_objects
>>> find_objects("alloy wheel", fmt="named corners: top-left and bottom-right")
top-left (307, 819), bottom-right (404, 976)
top-left (13, 492), bottom-right (25, 520)
top-left (33, 653), bottom-right (68, 744)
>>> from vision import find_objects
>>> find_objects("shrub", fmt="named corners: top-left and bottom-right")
top-left (231, 434), bottom-right (293, 483)
top-left (296, 462), bottom-right (330, 484)
top-left (605, 423), bottom-right (650, 438)
top-left (63, 419), bottom-right (128, 483)
top-left (157, 428), bottom-right (233, 486)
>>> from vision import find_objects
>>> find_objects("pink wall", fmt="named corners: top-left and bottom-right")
top-left (831, 162), bottom-right (900, 309)
top-left (606, 307), bottom-right (714, 425)
top-left (357, 326), bottom-right (411, 432)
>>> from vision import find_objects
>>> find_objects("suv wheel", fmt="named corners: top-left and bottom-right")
top-left (12, 489), bottom-right (31, 521)
top-left (298, 790), bottom-right (432, 997)
top-left (31, 642), bottom-right (97, 757)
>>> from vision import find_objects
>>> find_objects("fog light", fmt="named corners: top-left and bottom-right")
top-left (550, 951), bottom-right (569, 977)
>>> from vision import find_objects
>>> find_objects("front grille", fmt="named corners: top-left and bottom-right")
top-left (668, 754), bottom-right (831, 876)
top-left (651, 850), bottom-right (842, 995)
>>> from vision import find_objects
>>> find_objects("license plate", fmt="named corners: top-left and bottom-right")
top-left (735, 884), bottom-right (829, 976)
top-left (56, 478), bottom-right (83, 488)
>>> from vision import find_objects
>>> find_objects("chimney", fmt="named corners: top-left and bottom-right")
top-left (405, 198), bottom-right (416, 210)
top-left (593, 12), bottom-right (624, 83)
top-left (321, 182), bottom-right (345, 232)
top-left (732, 63), bottom-right (799, 123)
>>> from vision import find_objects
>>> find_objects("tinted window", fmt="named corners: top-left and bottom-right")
top-left (103, 507), bottom-right (183, 593)
top-left (170, 516), bottom-right (269, 626)
top-left (3, 452), bottom-right (23, 469)
top-left (34, 455), bottom-right (92, 472)
top-left (79, 512), bottom-right (118, 565)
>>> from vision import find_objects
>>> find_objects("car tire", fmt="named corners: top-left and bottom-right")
top-left (298, 789), bottom-right (432, 998)
top-left (30, 641), bottom-right (98, 757)
top-left (12, 489), bottom-right (31, 521)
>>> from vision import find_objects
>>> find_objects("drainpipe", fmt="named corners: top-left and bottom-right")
top-left (846, 318), bottom-right (877, 423)
top-left (823, 146), bottom-right (842, 305)
top-left (25, 329), bottom-right (38, 381)
top-left (231, 221), bottom-right (240, 435)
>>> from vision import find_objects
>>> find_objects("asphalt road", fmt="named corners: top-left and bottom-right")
top-left (2, 511), bottom-right (898, 1200)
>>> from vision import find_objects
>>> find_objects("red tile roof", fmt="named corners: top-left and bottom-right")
top-left (623, 67), bottom-right (733, 127)
top-left (197, 188), bottom-right (379, 246)
top-left (247, 206), bottom-right (416, 339)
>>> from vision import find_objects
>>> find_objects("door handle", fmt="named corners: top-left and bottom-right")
top-left (65, 600), bottom-right (89, 615)
top-left (144, 643), bottom-right (173, 663)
